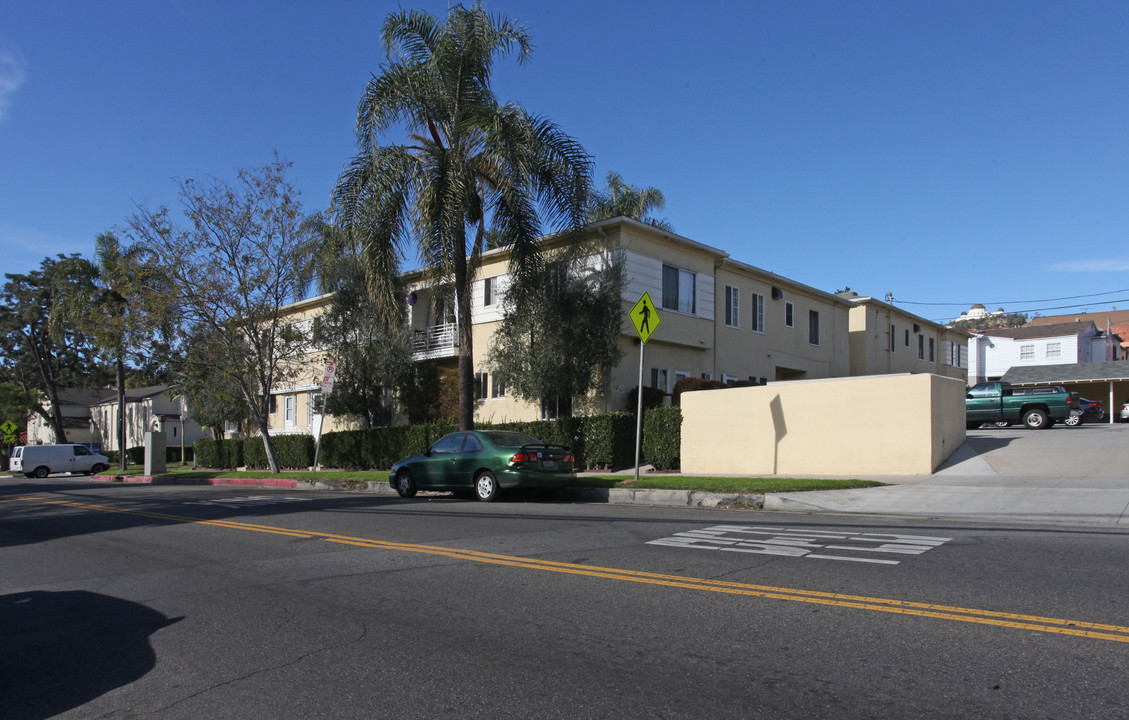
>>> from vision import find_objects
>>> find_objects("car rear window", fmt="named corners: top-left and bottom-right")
top-left (483, 431), bottom-right (542, 448)
top-left (13, 447), bottom-right (21, 458)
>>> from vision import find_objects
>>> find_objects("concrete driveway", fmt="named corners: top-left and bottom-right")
top-left (765, 422), bottom-right (1129, 525)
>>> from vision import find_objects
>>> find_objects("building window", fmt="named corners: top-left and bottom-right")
top-left (284, 394), bottom-right (296, 427)
top-left (269, 395), bottom-right (277, 415)
top-left (929, 337), bottom-right (935, 363)
top-left (918, 335), bottom-right (925, 360)
top-left (785, 302), bottom-right (794, 328)
top-left (650, 368), bottom-right (669, 393)
top-left (721, 373), bottom-right (738, 385)
top-left (1020, 344), bottom-right (1035, 361)
top-left (905, 329), bottom-right (910, 347)
top-left (475, 372), bottom-right (488, 400)
top-left (662, 264), bottom-right (696, 315)
top-left (1046, 342), bottom-right (1061, 359)
top-left (724, 285), bottom-right (739, 328)
top-left (701, 372), bottom-right (712, 381)
top-left (490, 374), bottom-right (505, 399)
top-left (808, 310), bottom-right (820, 346)
top-left (889, 324), bottom-right (896, 353)
top-left (751, 292), bottom-right (765, 333)
top-left (483, 277), bottom-right (497, 307)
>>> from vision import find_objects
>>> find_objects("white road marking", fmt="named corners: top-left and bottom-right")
top-left (648, 525), bottom-right (953, 565)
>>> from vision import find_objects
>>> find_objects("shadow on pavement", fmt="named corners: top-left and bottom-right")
top-left (0, 590), bottom-right (182, 720)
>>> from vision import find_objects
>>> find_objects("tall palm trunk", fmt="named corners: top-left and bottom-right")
top-left (454, 247), bottom-right (474, 431)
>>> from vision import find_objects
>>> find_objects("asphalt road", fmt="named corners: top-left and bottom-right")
top-left (3, 479), bottom-right (1129, 719)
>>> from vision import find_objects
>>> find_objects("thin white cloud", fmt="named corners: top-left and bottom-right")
top-left (1048, 259), bottom-right (1129, 272)
top-left (0, 47), bottom-right (28, 121)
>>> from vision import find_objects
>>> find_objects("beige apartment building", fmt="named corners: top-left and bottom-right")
top-left (844, 293), bottom-right (970, 383)
top-left (266, 216), bottom-right (968, 431)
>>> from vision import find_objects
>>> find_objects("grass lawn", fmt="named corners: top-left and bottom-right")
top-left (117, 467), bottom-right (883, 494)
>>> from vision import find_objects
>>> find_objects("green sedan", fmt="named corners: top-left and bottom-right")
top-left (389, 430), bottom-right (577, 502)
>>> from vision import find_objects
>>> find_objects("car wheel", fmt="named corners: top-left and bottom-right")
top-left (474, 471), bottom-right (499, 502)
top-left (32, 466), bottom-right (49, 478)
top-left (91, 463), bottom-right (107, 474)
top-left (1065, 413), bottom-right (1081, 427)
top-left (993, 421), bottom-right (1012, 428)
top-left (394, 469), bottom-right (417, 498)
top-left (1022, 408), bottom-right (1049, 430)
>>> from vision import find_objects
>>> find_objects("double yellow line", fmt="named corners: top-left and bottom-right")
top-left (15, 495), bottom-right (1129, 644)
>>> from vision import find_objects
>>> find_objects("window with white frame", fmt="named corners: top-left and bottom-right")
top-left (785, 302), bottom-right (794, 328)
top-left (490, 374), bottom-right (505, 399)
top-left (662, 264), bottom-right (696, 314)
top-left (650, 368), bottom-right (669, 393)
top-left (307, 391), bottom-right (323, 425)
top-left (751, 292), bottom-right (765, 333)
top-left (483, 277), bottom-right (498, 307)
top-left (724, 285), bottom-right (739, 327)
top-left (1046, 342), bottom-right (1061, 359)
top-left (1020, 344), bottom-right (1035, 361)
top-left (474, 372), bottom-right (488, 400)
top-left (284, 394), bottom-right (296, 428)
top-left (701, 372), bottom-right (712, 381)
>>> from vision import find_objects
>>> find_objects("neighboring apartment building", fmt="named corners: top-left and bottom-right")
top-left (967, 321), bottom-right (1123, 384)
top-left (25, 385), bottom-right (209, 452)
top-left (25, 388), bottom-right (107, 445)
top-left (1028, 309), bottom-right (1129, 355)
top-left (842, 294), bottom-right (969, 382)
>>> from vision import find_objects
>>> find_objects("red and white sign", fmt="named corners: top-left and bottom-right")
top-left (321, 361), bottom-right (337, 395)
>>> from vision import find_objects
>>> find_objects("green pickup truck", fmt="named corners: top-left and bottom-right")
top-left (965, 381), bottom-right (1076, 430)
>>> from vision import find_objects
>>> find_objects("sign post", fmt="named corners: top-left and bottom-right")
top-left (628, 292), bottom-right (661, 480)
top-left (312, 361), bottom-right (336, 473)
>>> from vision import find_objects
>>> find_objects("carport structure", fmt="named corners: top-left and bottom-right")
top-left (1001, 360), bottom-right (1129, 423)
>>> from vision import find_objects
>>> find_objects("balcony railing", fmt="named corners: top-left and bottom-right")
top-left (411, 322), bottom-right (458, 359)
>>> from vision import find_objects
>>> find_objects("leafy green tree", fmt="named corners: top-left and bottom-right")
top-left (56, 233), bottom-right (173, 471)
top-left (586, 171), bottom-right (672, 231)
top-left (333, 2), bottom-right (592, 431)
top-left (127, 157), bottom-right (319, 473)
top-left (0, 256), bottom-right (108, 441)
top-left (309, 226), bottom-right (412, 429)
top-left (487, 243), bottom-right (626, 417)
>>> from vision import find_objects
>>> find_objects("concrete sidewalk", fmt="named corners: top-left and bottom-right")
top-left (764, 426), bottom-right (1129, 526)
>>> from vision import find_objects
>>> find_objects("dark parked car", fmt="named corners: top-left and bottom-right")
top-left (1065, 398), bottom-right (1104, 426)
top-left (389, 430), bottom-right (576, 502)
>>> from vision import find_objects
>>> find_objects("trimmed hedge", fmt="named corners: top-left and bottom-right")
top-left (244, 434), bottom-right (316, 471)
top-left (194, 438), bottom-right (245, 469)
top-left (317, 421), bottom-right (456, 471)
top-left (106, 446), bottom-right (146, 465)
top-left (642, 406), bottom-right (682, 471)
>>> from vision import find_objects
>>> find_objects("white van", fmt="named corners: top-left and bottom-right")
top-left (9, 444), bottom-right (111, 478)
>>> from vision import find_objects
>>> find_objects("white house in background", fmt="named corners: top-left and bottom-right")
top-left (87, 385), bottom-right (210, 453)
top-left (968, 321), bottom-right (1123, 384)
top-left (25, 388), bottom-right (109, 445)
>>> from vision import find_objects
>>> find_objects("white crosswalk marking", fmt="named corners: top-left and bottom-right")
top-left (648, 525), bottom-right (953, 565)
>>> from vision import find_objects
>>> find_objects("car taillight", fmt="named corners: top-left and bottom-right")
top-left (563, 453), bottom-right (575, 464)
top-left (510, 452), bottom-right (532, 463)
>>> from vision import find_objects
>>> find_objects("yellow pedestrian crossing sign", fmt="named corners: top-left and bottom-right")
top-left (1, 420), bottom-right (16, 442)
top-left (630, 292), bottom-right (661, 344)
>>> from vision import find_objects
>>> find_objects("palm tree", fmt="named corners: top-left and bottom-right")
top-left (586, 171), bottom-right (673, 231)
top-left (333, 2), bottom-right (592, 430)
top-left (57, 233), bottom-right (170, 471)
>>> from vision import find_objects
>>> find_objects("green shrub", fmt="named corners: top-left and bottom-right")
top-left (318, 421), bottom-right (456, 470)
top-left (672, 376), bottom-right (727, 405)
top-left (624, 385), bottom-right (667, 413)
top-left (575, 412), bottom-right (636, 470)
top-left (243, 434), bottom-right (316, 470)
top-left (642, 406), bottom-right (681, 471)
top-left (194, 438), bottom-right (244, 469)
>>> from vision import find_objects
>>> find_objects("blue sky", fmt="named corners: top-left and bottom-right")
top-left (2, 0), bottom-right (1128, 323)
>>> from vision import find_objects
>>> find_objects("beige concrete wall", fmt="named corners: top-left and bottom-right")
top-left (681, 373), bottom-right (967, 476)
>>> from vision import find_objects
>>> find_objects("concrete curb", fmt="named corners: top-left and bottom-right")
top-left (87, 474), bottom-right (765, 509)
